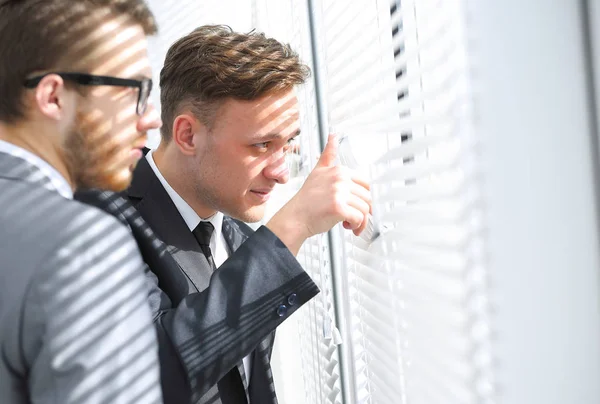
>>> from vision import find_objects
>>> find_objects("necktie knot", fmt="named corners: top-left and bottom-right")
top-left (193, 221), bottom-right (214, 247)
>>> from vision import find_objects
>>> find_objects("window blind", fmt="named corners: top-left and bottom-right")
top-left (317, 1), bottom-right (406, 402)
top-left (311, 0), bottom-right (496, 403)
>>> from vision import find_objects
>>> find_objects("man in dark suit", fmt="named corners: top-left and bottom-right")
top-left (77, 25), bottom-right (372, 404)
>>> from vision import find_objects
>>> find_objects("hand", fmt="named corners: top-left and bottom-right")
top-left (267, 134), bottom-right (372, 255)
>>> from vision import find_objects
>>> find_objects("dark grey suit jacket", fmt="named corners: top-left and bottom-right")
top-left (0, 151), bottom-right (162, 404)
top-left (76, 156), bottom-right (320, 404)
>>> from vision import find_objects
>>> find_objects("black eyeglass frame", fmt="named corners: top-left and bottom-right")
top-left (23, 72), bottom-right (152, 116)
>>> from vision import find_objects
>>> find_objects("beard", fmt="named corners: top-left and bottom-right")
top-left (62, 111), bottom-right (141, 192)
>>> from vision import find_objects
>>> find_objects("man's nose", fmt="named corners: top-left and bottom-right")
top-left (137, 103), bottom-right (162, 132)
top-left (263, 150), bottom-right (290, 184)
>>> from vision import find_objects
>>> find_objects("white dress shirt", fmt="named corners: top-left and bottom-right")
top-left (146, 150), bottom-right (252, 385)
top-left (0, 140), bottom-right (73, 200)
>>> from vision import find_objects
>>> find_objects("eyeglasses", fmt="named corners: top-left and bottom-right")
top-left (23, 72), bottom-right (152, 116)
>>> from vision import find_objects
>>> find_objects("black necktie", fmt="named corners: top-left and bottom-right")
top-left (192, 221), bottom-right (217, 272)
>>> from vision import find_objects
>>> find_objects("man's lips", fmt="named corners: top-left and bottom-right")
top-left (251, 188), bottom-right (273, 195)
top-left (250, 188), bottom-right (274, 202)
top-left (130, 138), bottom-right (147, 158)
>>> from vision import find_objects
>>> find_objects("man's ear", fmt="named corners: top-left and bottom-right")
top-left (172, 113), bottom-right (208, 156)
top-left (33, 74), bottom-right (74, 121)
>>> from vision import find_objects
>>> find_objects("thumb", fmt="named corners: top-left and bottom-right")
top-left (316, 134), bottom-right (338, 168)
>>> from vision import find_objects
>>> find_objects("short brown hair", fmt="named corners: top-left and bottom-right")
top-left (0, 0), bottom-right (157, 124)
top-left (159, 25), bottom-right (310, 140)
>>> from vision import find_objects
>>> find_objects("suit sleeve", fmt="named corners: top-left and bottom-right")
top-left (75, 189), bottom-right (320, 403)
top-left (26, 210), bottom-right (162, 404)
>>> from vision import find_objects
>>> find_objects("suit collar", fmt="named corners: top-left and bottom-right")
top-left (145, 150), bottom-right (226, 240)
top-left (127, 148), bottom-right (154, 199)
top-left (0, 141), bottom-right (72, 199)
top-left (222, 216), bottom-right (251, 252)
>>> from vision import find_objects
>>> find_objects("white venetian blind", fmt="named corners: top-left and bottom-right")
top-left (314, 0), bottom-right (495, 403)
top-left (315, 1), bottom-right (406, 403)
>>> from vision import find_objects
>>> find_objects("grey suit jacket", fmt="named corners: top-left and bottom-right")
top-left (0, 152), bottom-right (162, 404)
top-left (75, 155), bottom-right (320, 404)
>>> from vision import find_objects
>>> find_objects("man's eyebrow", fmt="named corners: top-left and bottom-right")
top-left (251, 129), bottom-right (301, 142)
top-left (132, 73), bottom-right (152, 81)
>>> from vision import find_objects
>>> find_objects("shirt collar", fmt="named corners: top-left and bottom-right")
top-left (146, 149), bottom-right (223, 237)
top-left (0, 139), bottom-right (73, 199)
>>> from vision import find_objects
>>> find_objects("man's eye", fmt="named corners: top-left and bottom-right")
top-left (254, 142), bottom-right (269, 149)
top-left (284, 137), bottom-right (299, 153)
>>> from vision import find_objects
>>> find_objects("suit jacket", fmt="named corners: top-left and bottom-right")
top-left (75, 156), bottom-right (320, 404)
top-left (0, 151), bottom-right (162, 404)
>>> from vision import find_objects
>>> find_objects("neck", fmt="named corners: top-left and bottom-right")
top-left (153, 145), bottom-right (217, 219)
top-left (0, 122), bottom-right (74, 190)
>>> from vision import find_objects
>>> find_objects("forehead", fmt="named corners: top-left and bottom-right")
top-left (219, 90), bottom-right (300, 134)
top-left (76, 15), bottom-right (151, 78)
top-left (253, 91), bottom-right (299, 119)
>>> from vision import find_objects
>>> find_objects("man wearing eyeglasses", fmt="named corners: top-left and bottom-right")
top-left (0, 1), bottom-right (163, 403)
top-left (76, 25), bottom-right (373, 404)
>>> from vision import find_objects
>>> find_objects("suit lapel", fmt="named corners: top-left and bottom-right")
top-left (221, 216), bottom-right (250, 253)
top-left (128, 157), bottom-right (213, 292)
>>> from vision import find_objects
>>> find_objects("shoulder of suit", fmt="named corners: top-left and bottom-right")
top-left (1, 181), bottom-right (140, 284)
top-left (74, 189), bottom-right (132, 227)
top-left (57, 195), bottom-right (136, 252)
top-left (0, 182), bottom-right (149, 388)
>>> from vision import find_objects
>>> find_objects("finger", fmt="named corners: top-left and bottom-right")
top-left (340, 208), bottom-right (364, 233)
top-left (349, 181), bottom-right (373, 208)
top-left (349, 195), bottom-right (371, 235)
top-left (316, 133), bottom-right (338, 168)
top-left (353, 218), bottom-right (369, 236)
top-left (350, 172), bottom-right (371, 191)
top-left (341, 195), bottom-right (371, 234)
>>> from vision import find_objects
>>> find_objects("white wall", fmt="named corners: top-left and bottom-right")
top-left (473, 1), bottom-right (600, 402)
